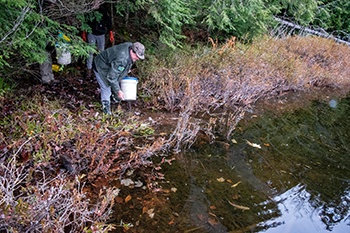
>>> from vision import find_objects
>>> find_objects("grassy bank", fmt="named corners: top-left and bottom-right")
top-left (137, 35), bottom-right (350, 144)
top-left (1, 35), bottom-right (350, 232)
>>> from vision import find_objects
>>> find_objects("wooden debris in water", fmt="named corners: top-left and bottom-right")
top-left (227, 200), bottom-right (250, 210)
top-left (231, 181), bottom-right (241, 188)
top-left (245, 139), bottom-right (261, 149)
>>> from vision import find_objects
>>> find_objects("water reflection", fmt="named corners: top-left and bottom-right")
top-left (257, 184), bottom-right (350, 232)
top-left (179, 93), bottom-right (350, 232)
top-left (117, 93), bottom-right (350, 232)
top-left (228, 93), bottom-right (350, 232)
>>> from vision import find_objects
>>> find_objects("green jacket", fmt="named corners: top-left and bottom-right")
top-left (93, 42), bottom-right (133, 94)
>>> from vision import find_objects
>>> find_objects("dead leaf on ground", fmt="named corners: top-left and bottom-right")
top-left (147, 208), bottom-right (155, 218)
top-left (125, 195), bottom-right (132, 203)
top-left (210, 206), bottom-right (216, 210)
top-left (115, 196), bottom-right (123, 203)
top-left (142, 206), bottom-right (148, 214)
top-left (119, 131), bottom-right (130, 137)
top-left (162, 189), bottom-right (170, 193)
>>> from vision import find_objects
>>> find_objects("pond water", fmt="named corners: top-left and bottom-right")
top-left (111, 90), bottom-right (350, 233)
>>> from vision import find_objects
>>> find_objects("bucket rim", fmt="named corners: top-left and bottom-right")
top-left (122, 77), bottom-right (138, 81)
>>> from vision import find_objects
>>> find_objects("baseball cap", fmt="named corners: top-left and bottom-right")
top-left (132, 42), bottom-right (145, 59)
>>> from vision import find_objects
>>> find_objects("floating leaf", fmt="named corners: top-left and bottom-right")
top-left (208, 217), bottom-right (218, 226)
top-left (210, 206), bottom-right (216, 210)
top-left (171, 187), bottom-right (177, 192)
top-left (227, 179), bottom-right (232, 183)
top-left (231, 181), bottom-right (241, 188)
top-left (209, 212), bottom-right (217, 217)
top-left (198, 214), bottom-right (205, 221)
top-left (231, 139), bottom-right (237, 144)
top-left (168, 219), bottom-right (174, 225)
top-left (245, 140), bottom-right (261, 149)
top-left (228, 200), bottom-right (250, 210)
top-left (217, 177), bottom-right (225, 182)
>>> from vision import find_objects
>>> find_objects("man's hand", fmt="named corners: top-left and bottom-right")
top-left (117, 90), bottom-right (125, 100)
top-left (109, 31), bottom-right (114, 43)
top-left (82, 31), bottom-right (87, 42)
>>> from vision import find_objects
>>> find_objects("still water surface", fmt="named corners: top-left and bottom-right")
top-left (158, 92), bottom-right (350, 233)
top-left (112, 91), bottom-right (350, 233)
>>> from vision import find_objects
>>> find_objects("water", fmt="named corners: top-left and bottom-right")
top-left (111, 91), bottom-right (350, 232)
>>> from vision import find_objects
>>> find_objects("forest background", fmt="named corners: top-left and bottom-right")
top-left (1, 0), bottom-right (350, 69)
top-left (1, 0), bottom-right (350, 232)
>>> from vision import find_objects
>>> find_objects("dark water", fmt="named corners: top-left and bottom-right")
top-left (145, 93), bottom-right (350, 233)
top-left (111, 91), bottom-right (350, 232)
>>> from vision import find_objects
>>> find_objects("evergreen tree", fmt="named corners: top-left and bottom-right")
top-left (314, 0), bottom-right (350, 38)
top-left (0, 0), bottom-right (95, 70)
top-left (202, 0), bottom-right (271, 40)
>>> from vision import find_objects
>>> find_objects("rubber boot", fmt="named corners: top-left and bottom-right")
top-left (102, 100), bottom-right (112, 115)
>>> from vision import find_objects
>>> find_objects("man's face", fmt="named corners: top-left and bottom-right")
top-left (130, 49), bottom-right (140, 62)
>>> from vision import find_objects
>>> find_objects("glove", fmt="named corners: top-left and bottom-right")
top-left (82, 31), bottom-right (86, 42)
top-left (111, 92), bottom-right (121, 103)
top-left (109, 31), bottom-right (114, 43)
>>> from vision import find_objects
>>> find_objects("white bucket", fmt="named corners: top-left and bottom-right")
top-left (120, 77), bottom-right (138, 100)
top-left (55, 43), bottom-right (71, 65)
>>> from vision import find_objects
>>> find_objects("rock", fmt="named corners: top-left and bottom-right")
top-left (60, 154), bottom-right (75, 174)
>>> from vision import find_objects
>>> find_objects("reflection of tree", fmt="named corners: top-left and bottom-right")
top-left (184, 141), bottom-right (281, 232)
top-left (319, 190), bottom-right (350, 231)
top-left (236, 92), bottom-right (350, 230)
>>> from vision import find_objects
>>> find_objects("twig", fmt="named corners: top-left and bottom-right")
top-left (13, 137), bottom-right (33, 157)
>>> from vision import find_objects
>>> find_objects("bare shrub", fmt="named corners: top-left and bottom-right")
top-left (138, 35), bottom-right (350, 146)
top-left (0, 94), bottom-right (168, 231)
top-left (0, 155), bottom-right (117, 233)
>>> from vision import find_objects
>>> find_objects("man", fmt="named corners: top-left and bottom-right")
top-left (93, 42), bottom-right (145, 115)
top-left (82, 0), bottom-right (113, 77)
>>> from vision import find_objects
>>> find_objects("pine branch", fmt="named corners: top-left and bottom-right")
top-left (0, 7), bottom-right (32, 44)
